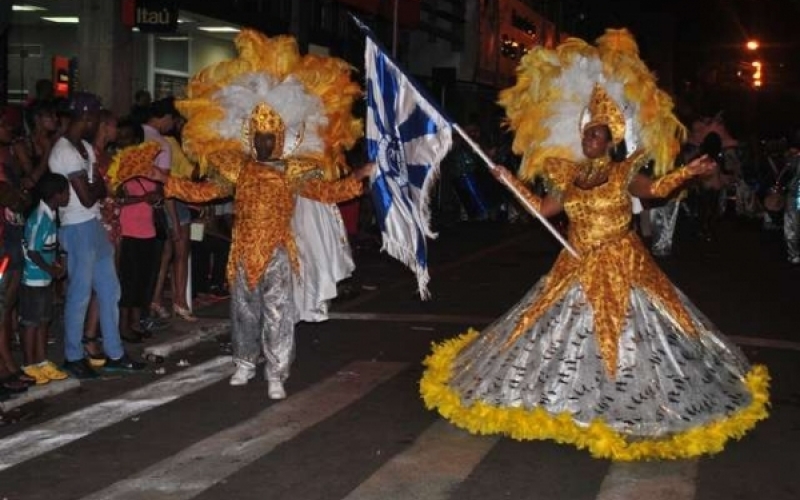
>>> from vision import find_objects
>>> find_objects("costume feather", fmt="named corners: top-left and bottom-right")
top-left (499, 29), bottom-right (685, 181)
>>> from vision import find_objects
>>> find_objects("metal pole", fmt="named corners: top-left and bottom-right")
top-left (392, 0), bottom-right (398, 57)
top-left (452, 123), bottom-right (580, 259)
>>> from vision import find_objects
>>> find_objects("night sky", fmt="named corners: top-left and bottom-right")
top-left (565, 0), bottom-right (799, 135)
top-left (572, 0), bottom-right (799, 83)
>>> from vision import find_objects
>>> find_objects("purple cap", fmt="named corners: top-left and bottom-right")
top-left (68, 92), bottom-right (103, 114)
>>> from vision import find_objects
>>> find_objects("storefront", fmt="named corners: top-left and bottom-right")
top-left (6, 0), bottom-right (239, 114)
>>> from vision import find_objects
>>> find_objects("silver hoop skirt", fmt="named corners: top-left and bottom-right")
top-left (421, 272), bottom-right (770, 461)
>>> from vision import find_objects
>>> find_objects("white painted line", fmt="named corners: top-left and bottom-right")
top-left (343, 420), bottom-right (498, 500)
top-left (78, 361), bottom-right (408, 500)
top-left (0, 377), bottom-right (81, 412)
top-left (328, 312), bottom-right (494, 325)
top-left (330, 312), bottom-right (800, 353)
top-left (0, 356), bottom-right (234, 472)
top-left (143, 320), bottom-right (230, 359)
top-left (595, 460), bottom-right (697, 500)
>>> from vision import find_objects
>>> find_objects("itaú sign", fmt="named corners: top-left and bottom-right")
top-left (122, 0), bottom-right (179, 33)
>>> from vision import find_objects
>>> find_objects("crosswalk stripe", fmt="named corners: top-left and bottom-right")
top-left (78, 361), bottom-right (407, 500)
top-left (331, 312), bottom-right (800, 353)
top-left (328, 312), bottom-right (495, 325)
top-left (595, 460), bottom-right (698, 500)
top-left (342, 419), bottom-right (498, 500)
top-left (0, 355), bottom-right (234, 472)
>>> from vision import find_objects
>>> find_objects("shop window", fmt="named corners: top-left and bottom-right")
top-left (154, 36), bottom-right (189, 73)
top-left (154, 72), bottom-right (188, 100)
top-left (9, 43), bottom-right (42, 58)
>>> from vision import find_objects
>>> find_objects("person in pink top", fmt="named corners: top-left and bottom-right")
top-left (115, 120), bottom-right (164, 342)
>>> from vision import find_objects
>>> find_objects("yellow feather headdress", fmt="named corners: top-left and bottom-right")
top-left (499, 28), bottom-right (685, 180)
top-left (176, 29), bottom-right (363, 179)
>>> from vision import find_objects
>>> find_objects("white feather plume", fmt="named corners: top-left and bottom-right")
top-left (540, 54), bottom-right (641, 158)
top-left (212, 72), bottom-right (327, 157)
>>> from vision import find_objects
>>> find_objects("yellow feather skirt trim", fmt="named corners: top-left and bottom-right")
top-left (420, 329), bottom-right (771, 461)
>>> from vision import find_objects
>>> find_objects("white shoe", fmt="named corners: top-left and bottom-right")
top-left (267, 379), bottom-right (286, 399)
top-left (229, 362), bottom-right (256, 386)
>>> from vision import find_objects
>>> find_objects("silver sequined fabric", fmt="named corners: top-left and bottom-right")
top-left (649, 199), bottom-right (680, 257)
top-left (449, 282), bottom-right (752, 438)
top-left (784, 159), bottom-right (800, 261)
top-left (230, 249), bottom-right (296, 382)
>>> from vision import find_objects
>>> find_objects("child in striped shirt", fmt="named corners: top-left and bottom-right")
top-left (20, 173), bottom-right (70, 384)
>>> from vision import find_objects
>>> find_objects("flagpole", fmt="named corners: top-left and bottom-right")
top-left (452, 123), bottom-right (580, 259)
top-left (392, 0), bottom-right (399, 57)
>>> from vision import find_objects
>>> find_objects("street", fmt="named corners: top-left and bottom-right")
top-left (0, 214), bottom-right (798, 500)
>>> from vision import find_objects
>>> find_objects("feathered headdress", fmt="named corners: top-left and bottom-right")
top-left (499, 29), bottom-right (685, 179)
top-left (177, 30), bottom-right (363, 179)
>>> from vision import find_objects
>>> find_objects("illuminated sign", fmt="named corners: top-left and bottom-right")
top-left (122, 0), bottom-right (178, 34)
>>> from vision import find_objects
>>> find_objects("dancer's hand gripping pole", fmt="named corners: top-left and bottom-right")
top-left (452, 124), bottom-right (580, 259)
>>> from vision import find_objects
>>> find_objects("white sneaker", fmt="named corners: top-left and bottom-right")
top-left (267, 379), bottom-right (286, 399)
top-left (229, 361), bottom-right (256, 386)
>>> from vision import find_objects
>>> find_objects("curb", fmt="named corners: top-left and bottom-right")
top-left (143, 320), bottom-right (231, 361)
top-left (0, 378), bottom-right (81, 412)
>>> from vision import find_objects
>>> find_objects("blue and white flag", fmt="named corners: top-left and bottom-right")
top-left (356, 18), bottom-right (453, 299)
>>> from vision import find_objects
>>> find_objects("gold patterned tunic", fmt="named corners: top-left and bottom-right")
top-left (419, 156), bottom-right (770, 461)
top-left (165, 151), bottom-right (363, 290)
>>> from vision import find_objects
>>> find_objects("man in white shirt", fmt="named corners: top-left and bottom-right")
top-left (48, 92), bottom-right (145, 378)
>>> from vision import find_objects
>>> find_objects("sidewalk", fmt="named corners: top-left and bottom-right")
top-left (1, 297), bottom-right (231, 413)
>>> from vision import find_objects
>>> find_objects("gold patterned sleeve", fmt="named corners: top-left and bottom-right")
top-left (206, 150), bottom-right (246, 184)
top-left (298, 176), bottom-right (363, 204)
top-left (165, 177), bottom-right (233, 203)
top-left (502, 173), bottom-right (543, 213)
top-left (646, 167), bottom-right (695, 198)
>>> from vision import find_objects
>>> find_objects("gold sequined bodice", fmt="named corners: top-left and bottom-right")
top-left (561, 159), bottom-right (633, 254)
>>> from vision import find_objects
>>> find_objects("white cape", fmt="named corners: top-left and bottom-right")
top-left (291, 197), bottom-right (355, 323)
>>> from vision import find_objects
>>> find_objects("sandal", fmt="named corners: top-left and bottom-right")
top-left (150, 303), bottom-right (171, 319)
top-left (0, 376), bottom-right (29, 394)
top-left (82, 336), bottom-right (107, 368)
top-left (173, 305), bottom-right (198, 322)
top-left (12, 370), bottom-right (36, 387)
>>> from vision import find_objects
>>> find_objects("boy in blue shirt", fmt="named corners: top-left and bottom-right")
top-left (20, 173), bottom-right (70, 384)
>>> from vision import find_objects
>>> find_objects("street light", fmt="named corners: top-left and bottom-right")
top-left (746, 40), bottom-right (759, 51)
top-left (752, 60), bottom-right (762, 88)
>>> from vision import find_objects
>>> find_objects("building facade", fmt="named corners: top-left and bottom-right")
top-left (2, 0), bottom-right (561, 125)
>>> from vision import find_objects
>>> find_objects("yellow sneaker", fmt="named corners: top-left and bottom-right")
top-left (41, 361), bottom-right (69, 381)
top-left (22, 364), bottom-right (50, 385)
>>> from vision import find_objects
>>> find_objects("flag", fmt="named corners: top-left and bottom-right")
top-left (354, 16), bottom-right (453, 299)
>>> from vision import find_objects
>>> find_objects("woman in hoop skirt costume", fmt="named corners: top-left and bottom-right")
top-left (420, 30), bottom-right (770, 461)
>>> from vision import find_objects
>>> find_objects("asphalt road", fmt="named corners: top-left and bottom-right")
top-left (0, 213), bottom-right (798, 500)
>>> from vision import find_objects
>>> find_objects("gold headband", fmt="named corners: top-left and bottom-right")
top-left (583, 84), bottom-right (626, 144)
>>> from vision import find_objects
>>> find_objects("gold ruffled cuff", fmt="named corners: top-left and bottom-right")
top-left (649, 167), bottom-right (694, 198)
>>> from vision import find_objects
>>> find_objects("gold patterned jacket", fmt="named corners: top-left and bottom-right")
top-left (165, 150), bottom-right (363, 289)
top-left (504, 154), bottom-right (696, 376)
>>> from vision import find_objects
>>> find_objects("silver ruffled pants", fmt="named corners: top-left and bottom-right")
top-left (230, 249), bottom-right (296, 382)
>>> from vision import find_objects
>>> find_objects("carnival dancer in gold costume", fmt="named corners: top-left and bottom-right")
top-left (121, 30), bottom-right (373, 399)
top-left (420, 30), bottom-right (770, 460)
